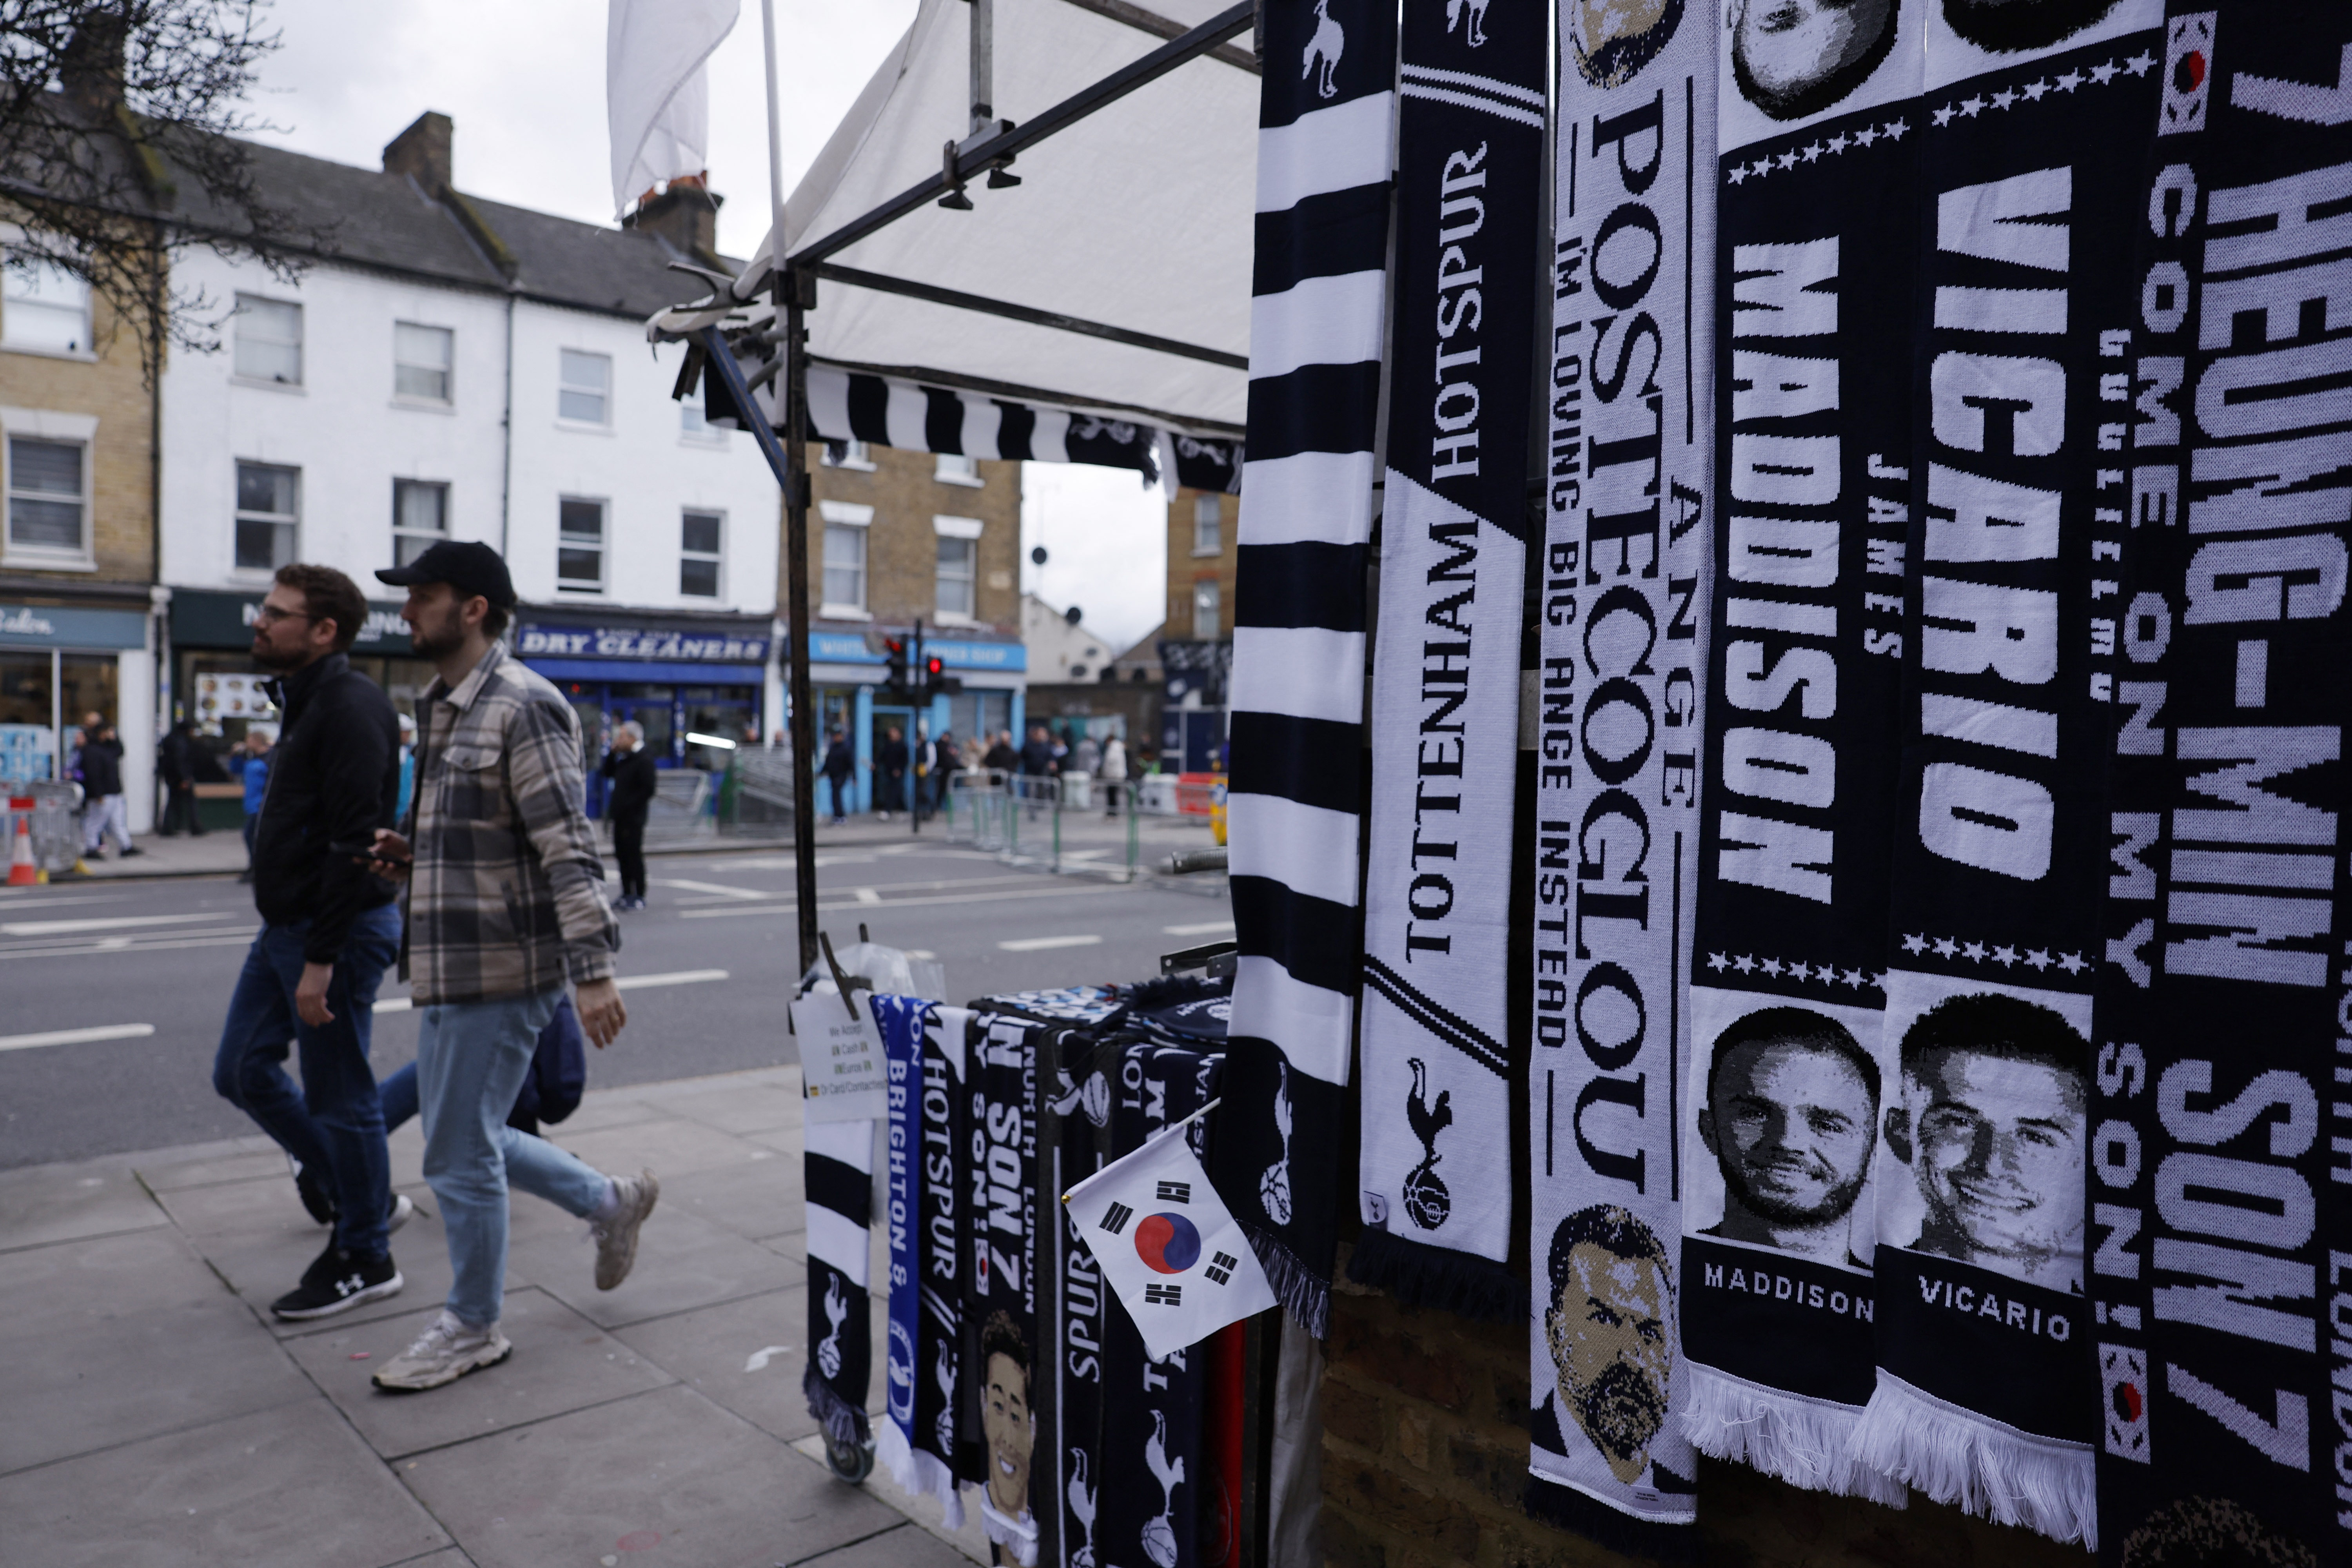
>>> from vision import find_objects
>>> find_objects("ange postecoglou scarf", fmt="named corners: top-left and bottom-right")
top-left (1848, 1), bottom-right (2165, 1548)
top-left (1675, 0), bottom-right (1921, 1511)
top-left (1523, 0), bottom-right (1716, 1548)
top-left (1215, 0), bottom-right (1397, 1340)
top-left (2088, 7), bottom-right (2352, 1563)
top-left (1349, 0), bottom-right (1543, 1319)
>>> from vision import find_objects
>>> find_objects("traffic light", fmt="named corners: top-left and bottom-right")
top-left (921, 653), bottom-right (962, 699)
top-left (882, 637), bottom-right (911, 699)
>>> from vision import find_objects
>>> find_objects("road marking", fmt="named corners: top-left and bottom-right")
top-left (998, 934), bottom-right (1103, 953)
top-left (852, 887), bottom-right (882, 904)
top-left (905, 949), bottom-right (937, 960)
top-left (0, 912), bottom-right (233, 937)
top-left (677, 882), bottom-right (1135, 920)
top-left (373, 968), bottom-right (731, 1014)
top-left (0, 931), bottom-right (258, 961)
top-left (0, 1022), bottom-right (156, 1053)
top-left (652, 878), bottom-right (771, 901)
top-left (1163, 920), bottom-right (1236, 937)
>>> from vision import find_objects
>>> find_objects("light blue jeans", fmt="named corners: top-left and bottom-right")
top-left (416, 985), bottom-right (609, 1327)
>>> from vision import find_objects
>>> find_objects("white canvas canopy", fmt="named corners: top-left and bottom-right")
top-left (657, 0), bottom-right (1260, 436)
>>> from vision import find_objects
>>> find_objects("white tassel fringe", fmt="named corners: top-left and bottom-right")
top-left (1680, 1363), bottom-right (1909, 1508)
top-left (874, 1420), bottom-right (965, 1530)
top-left (1847, 1370), bottom-right (2095, 1550)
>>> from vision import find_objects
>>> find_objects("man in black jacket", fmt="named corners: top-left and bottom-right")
top-left (158, 720), bottom-right (207, 836)
top-left (211, 563), bottom-right (409, 1321)
top-left (598, 720), bottom-right (657, 909)
top-left (77, 722), bottom-right (137, 858)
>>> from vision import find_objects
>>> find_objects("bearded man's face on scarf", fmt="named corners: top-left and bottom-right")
top-left (1547, 1243), bottom-right (1675, 1484)
top-left (1899, 1048), bottom-right (2087, 1287)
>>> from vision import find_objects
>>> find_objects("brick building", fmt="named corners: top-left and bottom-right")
top-left (1156, 484), bottom-right (1234, 768)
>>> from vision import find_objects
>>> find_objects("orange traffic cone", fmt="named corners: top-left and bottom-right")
top-left (7, 812), bottom-right (35, 886)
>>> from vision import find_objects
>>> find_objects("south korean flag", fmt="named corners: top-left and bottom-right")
top-left (1065, 1105), bottom-right (1278, 1360)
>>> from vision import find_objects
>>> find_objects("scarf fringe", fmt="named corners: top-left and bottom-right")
top-left (1523, 1472), bottom-right (1697, 1562)
top-left (1344, 1226), bottom-right (1526, 1323)
top-left (874, 1419), bottom-right (965, 1528)
top-left (1848, 1370), bottom-right (2095, 1548)
top-left (1241, 1221), bottom-right (1330, 1339)
top-left (802, 1363), bottom-right (873, 1451)
top-left (1680, 1363), bottom-right (1908, 1507)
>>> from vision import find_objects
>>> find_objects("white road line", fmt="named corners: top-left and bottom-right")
top-left (0, 931), bottom-right (258, 961)
top-left (1164, 920), bottom-right (1236, 937)
top-left (0, 1022), bottom-right (156, 1053)
top-left (373, 968), bottom-right (731, 1014)
top-left (998, 934), bottom-right (1103, 953)
top-left (651, 878), bottom-right (771, 900)
top-left (853, 887), bottom-right (882, 904)
top-left (677, 882), bottom-right (1134, 920)
top-left (0, 911), bottom-right (235, 937)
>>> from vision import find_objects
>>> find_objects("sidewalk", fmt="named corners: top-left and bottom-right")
top-left (0, 1065), bottom-right (987, 1568)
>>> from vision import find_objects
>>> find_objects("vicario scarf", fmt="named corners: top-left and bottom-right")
top-left (1849, 2), bottom-right (2165, 1548)
top-left (1217, 0), bottom-right (1399, 1339)
top-left (2087, 5), bottom-right (2352, 1563)
top-left (1524, 0), bottom-right (1718, 1548)
top-left (1676, 0), bottom-right (1922, 1510)
top-left (1350, 0), bottom-right (1543, 1321)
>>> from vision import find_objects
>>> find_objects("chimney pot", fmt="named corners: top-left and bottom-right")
top-left (624, 178), bottom-right (724, 260)
top-left (383, 112), bottom-right (454, 194)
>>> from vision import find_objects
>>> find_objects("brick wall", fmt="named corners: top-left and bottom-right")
top-left (0, 276), bottom-right (156, 585)
top-left (1318, 1246), bottom-right (2090, 1568)
top-left (802, 443), bottom-right (1020, 633)
top-left (1166, 485), bottom-right (1236, 641)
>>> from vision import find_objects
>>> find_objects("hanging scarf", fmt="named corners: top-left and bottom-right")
top-left (1215, 0), bottom-right (1398, 1339)
top-left (969, 1011), bottom-right (1043, 1566)
top-left (1846, 3), bottom-right (2165, 1548)
top-left (1675, 0), bottom-right (1922, 1510)
top-left (804, 1109), bottom-right (876, 1452)
top-left (1348, 0), bottom-right (1542, 1323)
top-left (1043, 1024), bottom-right (1127, 1568)
top-left (2088, 7), bottom-right (2351, 1560)
top-left (871, 996), bottom-right (964, 1522)
top-left (891, 1003), bottom-right (975, 1520)
top-left (1525, 0), bottom-right (1721, 1547)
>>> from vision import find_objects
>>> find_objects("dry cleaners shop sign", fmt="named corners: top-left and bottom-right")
top-left (516, 624), bottom-right (771, 662)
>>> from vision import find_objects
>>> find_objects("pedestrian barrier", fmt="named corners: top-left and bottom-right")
top-left (5, 781), bottom-right (83, 875)
top-left (941, 768), bottom-right (1141, 881)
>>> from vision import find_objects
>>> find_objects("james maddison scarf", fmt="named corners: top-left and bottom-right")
top-left (1849, 4), bottom-right (2165, 1548)
top-left (874, 996), bottom-right (964, 1523)
top-left (1676, 0), bottom-right (1921, 1510)
top-left (1216, 0), bottom-right (1397, 1339)
top-left (2087, 6), bottom-right (2352, 1563)
top-left (1350, 0), bottom-right (1543, 1321)
top-left (1524, 0), bottom-right (1718, 1547)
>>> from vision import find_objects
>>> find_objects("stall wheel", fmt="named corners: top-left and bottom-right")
top-left (824, 1434), bottom-right (875, 1484)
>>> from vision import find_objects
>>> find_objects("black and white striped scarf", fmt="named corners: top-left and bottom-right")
top-left (805, 1115), bottom-right (877, 1453)
top-left (1348, 0), bottom-right (1543, 1321)
top-left (1213, 0), bottom-right (1398, 1339)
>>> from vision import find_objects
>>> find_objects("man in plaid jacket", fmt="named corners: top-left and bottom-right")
top-left (363, 541), bottom-right (661, 1392)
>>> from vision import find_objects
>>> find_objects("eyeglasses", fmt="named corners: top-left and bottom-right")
top-left (252, 604), bottom-right (317, 626)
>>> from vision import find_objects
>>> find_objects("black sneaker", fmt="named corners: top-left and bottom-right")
top-left (270, 1243), bottom-right (403, 1321)
top-left (294, 1163), bottom-right (337, 1225)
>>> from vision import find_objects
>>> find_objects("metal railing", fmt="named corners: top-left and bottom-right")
top-left (940, 769), bottom-right (1141, 881)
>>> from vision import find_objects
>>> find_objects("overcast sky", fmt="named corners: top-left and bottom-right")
top-left (239, 0), bottom-right (1168, 651)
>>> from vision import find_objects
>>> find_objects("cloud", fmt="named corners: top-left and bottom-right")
top-left (1021, 465), bottom-right (1167, 655)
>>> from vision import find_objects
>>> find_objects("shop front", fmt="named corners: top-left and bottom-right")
top-left (806, 629), bottom-right (1024, 815)
top-left (0, 597), bottom-right (158, 829)
top-left (513, 612), bottom-right (774, 814)
top-left (169, 588), bottom-right (429, 738)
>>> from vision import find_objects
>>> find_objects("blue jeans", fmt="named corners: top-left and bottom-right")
top-left (416, 986), bottom-right (610, 1327)
top-left (212, 903), bottom-right (403, 1258)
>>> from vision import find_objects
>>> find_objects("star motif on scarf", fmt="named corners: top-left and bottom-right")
top-left (2025, 948), bottom-right (2053, 970)
top-left (1844, 968), bottom-right (1868, 989)
top-left (1728, 166), bottom-right (1748, 185)
top-left (1902, 933), bottom-right (1927, 955)
top-left (2024, 79), bottom-right (2049, 100)
top-left (1751, 158), bottom-right (1773, 178)
top-left (1962, 940), bottom-right (1988, 962)
top-left (1707, 952), bottom-right (1729, 971)
top-left (1854, 126), bottom-right (1879, 147)
top-left (2125, 51), bottom-right (2155, 76)
top-left (1778, 151), bottom-right (1799, 171)
top-left (1993, 945), bottom-right (2019, 967)
top-left (1826, 133), bottom-right (1848, 154)
top-left (2091, 60), bottom-right (2120, 85)
top-left (1961, 96), bottom-right (1987, 118)
top-left (1991, 89), bottom-right (2016, 111)
top-left (1761, 956), bottom-right (1785, 977)
top-left (1803, 142), bottom-right (1824, 162)
top-left (1733, 953), bottom-right (1756, 973)
top-left (2058, 951), bottom-right (2089, 974)
top-left (1932, 936), bottom-right (1958, 958)
top-left (1934, 104), bottom-right (1956, 127)
top-left (1788, 960), bottom-right (1812, 980)
top-left (1884, 118), bottom-right (1909, 140)
top-left (2056, 69), bottom-right (2085, 91)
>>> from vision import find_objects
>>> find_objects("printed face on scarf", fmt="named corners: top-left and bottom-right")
top-left (1700, 1015), bottom-right (1878, 1259)
top-left (980, 1335), bottom-right (1034, 1519)
top-left (1942, 0), bottom-right (2120, 54)
top-left (1730, 0), bottom-right (1896, 120)
top-left (1568, 0), bottom-right (1684, 88)
top-left (1886, 994), bottom-right (2088, 1289)
top-left (1545, 1208), bottom-right (1674, 1485)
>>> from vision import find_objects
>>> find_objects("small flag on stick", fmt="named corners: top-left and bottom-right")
top-left (1063, 1101), bottom-right (1276, 1359)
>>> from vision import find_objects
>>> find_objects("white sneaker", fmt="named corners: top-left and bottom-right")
top-left (370, 1309), bottom-right (511, 1392)
top-left (592, 1169), bottom-right (660, 1290)
top-left (387, 1193), bottom-right (414, 1235)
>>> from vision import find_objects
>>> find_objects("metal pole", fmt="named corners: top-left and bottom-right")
top-left (969, 0), bottom-right (993, 134)
top-left (909, 617), bottom-right (922, 837)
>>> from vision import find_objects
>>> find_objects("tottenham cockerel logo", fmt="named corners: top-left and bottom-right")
top-left (1403, 1057), bottom-right (1453, 1230)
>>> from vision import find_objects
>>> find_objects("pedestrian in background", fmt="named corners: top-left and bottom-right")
top-left (232, 726), bottom-right (275, 882)
top-left (77, 721), bottom-right (136, 860)
top-left (1018, 722), bottom-right (1058, 818)
top-left (820, 726), bottom-right (854, 824)
top-left (158, 720), bottom-right (206, 837)
top-left (874, 724), bottom-right (908, 820)
top-left (929, 729), bottom-right (961, 817)
top-left (983, 729), bottom-right (1018, 773)
top-left (378, 993), bottom-right (587, 1142)
top-left (1072, 730), bottom-right (1100, 777)
top-left (395, 711), bottom-right (417, 824)
top-left (212, 564), bottom-right (405, 1321)
top-left (366, 541), bottom-right (655, 1394)
top-left (1100, 731), bottom-right (1126, 817)
top-left (599, 719), bottom-right (656, 911)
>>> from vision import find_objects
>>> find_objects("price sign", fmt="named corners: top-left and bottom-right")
top-left (792, 991), bottom-right (887, 1123)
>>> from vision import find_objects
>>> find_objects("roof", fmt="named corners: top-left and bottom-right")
top-left (175, 134), bottom-right (734, 319)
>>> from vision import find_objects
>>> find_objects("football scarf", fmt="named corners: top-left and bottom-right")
top-left (905, 1004), bottom-right (977, 1522)
top-left (971, 1011), bottom-right (1043, 1567)
top-left (1675, 0), bottom-right (1921, 1510)
top-left (1044, 1024), bottom-right (1125, 1568)
top-left (873, 996), bottom-right (964, 1523)
top-left (1215, 0), bottom-right (1397, 1339)
top-left (1848, 3), bottom-right (2165, 1548)
top-left (804, 1111), bottom-right (876, 1454)
top-left (1350, 0), bottom-right (1543, 1319)
top-left (2087, 6), bottom-right (2352, 1563)
top-left (1524, 0), bottom-right (1720, 1546)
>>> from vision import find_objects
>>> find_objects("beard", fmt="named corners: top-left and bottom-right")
top-left (407, 608), bottom-right (465, 661)
top-left (1573, 1358), bottom-right (1669, 1465)
top-left (1728, 1158), bottom-right (1867, 1228)
top-left (250, 639), bottom-right (303, 671)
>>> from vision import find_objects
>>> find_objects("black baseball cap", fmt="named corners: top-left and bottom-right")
top-left (376, 540), bottom-right (517, 607)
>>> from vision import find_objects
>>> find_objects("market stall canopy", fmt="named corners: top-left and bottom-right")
top-left (653, 0), bottom-right (1260, 441)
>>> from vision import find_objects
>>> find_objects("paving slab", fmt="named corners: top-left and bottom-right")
top-left (0, 1226), bottom-right (312, 1475)
top-left (0, 1153), bottom-right (169, 1251)
top-left (194, 1189), bottom-right (498, 1340)
top-left (790, 1521), bottom-right (979, 1568)
top-left (136, 1139), bottom-right (291, 1193)
top-left (607, 1285), bottom-right (890, 1445)
top-left (508, 1201), bottom-right (804, 1330)
top-left (158, 1170), bottom-right (340, 1239)
top-left (535, 1094), bottom-right (673, 1137)
top-left (282, 1285), bottom-right (673, 1460)
top-left (0, 1397), bottom-right (451, 1568)
top-left (786, 1434), bottom-right (985, 1565)
top-left (542, 1114), bottom-right (772, 1182)
top-left (402, 1383), bottom-right (903, 1568)
top-left (642, 1081), bottom-right (807, 1137)
top-left (656, 1150), bottom-right (805, 1241)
